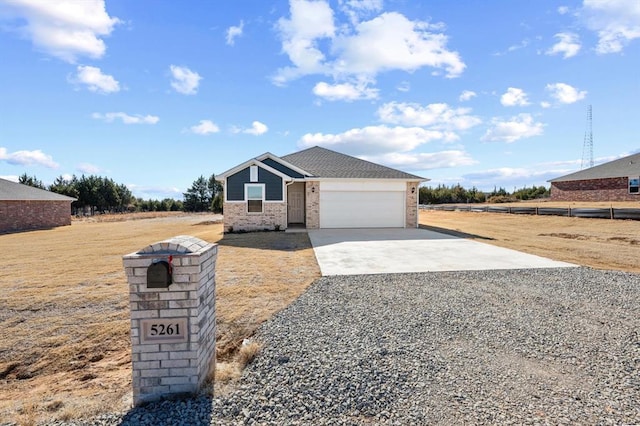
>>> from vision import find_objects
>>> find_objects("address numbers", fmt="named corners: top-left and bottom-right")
top-left (140, 318), bottom-right (188, 344)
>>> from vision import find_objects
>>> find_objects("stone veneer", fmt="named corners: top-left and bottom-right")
top-left (305, 181), bottom-right (320, 229)
top-left (406, 181), bottom-right (419, 228)
top-left (223, 202), bottom-right (287, 232)
top-left (0, 200), bottom-right (72, 233)
top-left (123, 235), bottom-right (217, 405)
top-left (551, 177), bottom-right (640, 202)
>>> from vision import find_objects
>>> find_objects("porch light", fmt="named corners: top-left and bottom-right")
top-left (411, 187), bottom-right (416, 194)
top-left (311, 186), bottom-right (315, 193)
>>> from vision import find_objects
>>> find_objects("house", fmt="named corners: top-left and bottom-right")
top-left (0, 178), bottom-right (76, 233)
top-left (218, 146), bottom-right (427, 231)
top-left (548, 152), bottom-right (640, 202)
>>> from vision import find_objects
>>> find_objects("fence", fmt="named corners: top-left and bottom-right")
top-left (419, 204), bottom-right (640, 221)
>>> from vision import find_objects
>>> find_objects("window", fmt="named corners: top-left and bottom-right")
top-left (246, 184), bottom-right (264, 213)
top-left (629, 177), bottom-right (639, 194)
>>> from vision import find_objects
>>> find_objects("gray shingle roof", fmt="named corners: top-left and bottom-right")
top-left (281, 146), bottom-right (426, 180)
top-left (549, 152), bottom-right (640, 182)
top-left (0, 178), bottom-right (76, 201)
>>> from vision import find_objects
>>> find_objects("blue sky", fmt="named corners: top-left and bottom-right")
top-left (1, 0), bottom-right (639, 199)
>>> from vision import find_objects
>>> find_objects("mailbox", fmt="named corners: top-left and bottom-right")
top-left (147, 260), bottom-right (172, 288)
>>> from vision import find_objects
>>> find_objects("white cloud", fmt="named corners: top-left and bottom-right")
top-left (493, 39), bottom-right (530, 56)
top-left (397, 81), bottom-right (410, 92)
top-left (77, 163), bottom-right (102, 174)
top-left (377, 102), bottom-right (481, 131)
top-left (189, 120), bottom-right (220, 135)
top-left (71, 65), bottom-right (120, 93)
top-left (273, 0), bottom-right (336, 84)
top-left (231, 121), bottom-right (269, 135)
top-left (226, 20), bottom-right (244, 45)
top-left (127, 183), bottom-right (182, 200)
top-left (546, 32), bottom-right (581, 58)
top-left (340, 0), bottom-right (383, 25)
top-left (169, 65), bottom-right (202, 95)
top-left (459, 90), bottom-right (477, 102)
top-left (273, 3), bottom-right (465, 86)
top-left (313, 80), bottom-right (378, 101)
top-left (500, 87), bottom-right (530, 107)
top-left (361, 150), bottom-right (477, 171)
top-left (540, 101), bottom-right (552, 108)
top-left (0, 0), bottom-right (120, 62)
top-left (558, 6), bottom-right (570, 15)
top-left (0, 147), bottom-right (59, 168)
top-left (583, 0), bottom-right (640, 54)
top-left (333, 12), bottom-right (465, 78)
top-left (546, 82), bottom-right (587, 104)
top-left (92, 112), bottom-right (159, 124)
top-left (0, 175), bottom-right (19, 182)
top-left (299, 125), bottom-right (456, 155)
top-left (462, 166), bottom-right (560, 189)
top-left (482, 113), bottom-right (544, 143)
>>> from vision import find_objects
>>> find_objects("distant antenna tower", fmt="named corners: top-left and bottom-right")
top-left (581, 105), bottom-right (594, 169)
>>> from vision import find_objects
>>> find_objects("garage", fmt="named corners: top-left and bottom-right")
top-left (319, 181), bottom-right (405, 228)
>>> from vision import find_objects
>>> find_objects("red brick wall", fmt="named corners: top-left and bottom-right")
top-left (0, 200), bottom-right (72, 233)
top-left (550, 177), bottom-right (640, 202)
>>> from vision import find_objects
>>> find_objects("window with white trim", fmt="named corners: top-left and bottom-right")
top-left (629, 177), bottom-right (639, 194)
top-left (246, 184), bottom-right (264, 213)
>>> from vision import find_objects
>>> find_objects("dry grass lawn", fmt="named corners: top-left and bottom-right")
top-left (420, 202), bottom-right (640, 273)
top-left (0, 213), bottom-right (320, 425)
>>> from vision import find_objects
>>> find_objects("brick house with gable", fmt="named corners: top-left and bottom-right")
top-left (548, 152), bottom-right (640, 202)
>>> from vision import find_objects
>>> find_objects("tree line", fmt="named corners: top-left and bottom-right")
top-left (419, 184), bottom-right (550, 205)
top-left (18, 173), bottom-right (223, 215)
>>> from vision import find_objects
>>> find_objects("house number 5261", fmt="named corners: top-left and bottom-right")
top-left (150, 323), bottom-right (180, 336)
top-left (140, 318), bottom-right (188, 344)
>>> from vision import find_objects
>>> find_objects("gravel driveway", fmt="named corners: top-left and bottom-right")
top-left (55, 267), bottom-right (639, 425)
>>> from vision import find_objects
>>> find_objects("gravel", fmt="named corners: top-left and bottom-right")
top-left (46, 267), bottom-right (639, 425)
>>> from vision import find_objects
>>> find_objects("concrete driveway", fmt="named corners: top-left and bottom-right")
top-left (308, 228), bottom-right (576, 276)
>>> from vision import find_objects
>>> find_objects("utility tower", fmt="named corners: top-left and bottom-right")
top-left (581, 105), bottom-right (593, 169)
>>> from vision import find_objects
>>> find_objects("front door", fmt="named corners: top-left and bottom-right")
top-left (288, 183), bottom-right (305, 224)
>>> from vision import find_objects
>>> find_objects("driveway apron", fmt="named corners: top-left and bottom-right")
top-left (308, 228), bottom-right (576, 276)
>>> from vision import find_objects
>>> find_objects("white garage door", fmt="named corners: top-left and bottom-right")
top-left (320, 190), bottom-right (405, 228)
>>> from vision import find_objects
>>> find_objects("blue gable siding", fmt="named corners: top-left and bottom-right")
top-left (226, 165), bottom-right (283, 201)
top-left (261, 158), bottom-right (305, 179)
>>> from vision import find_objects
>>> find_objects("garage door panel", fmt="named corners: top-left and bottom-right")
top-left (320, 191), bottom-right (404, 228)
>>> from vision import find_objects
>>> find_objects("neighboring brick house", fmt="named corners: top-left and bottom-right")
top-left (548, 152), bottom-right (640, 202)
top-left (0, 178), bottom-right (76, 233)
top-left (218, 146), bottom-right (426, 232)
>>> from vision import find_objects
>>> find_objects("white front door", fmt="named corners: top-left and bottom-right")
top-left (287, 183), bottom-right (305, 224)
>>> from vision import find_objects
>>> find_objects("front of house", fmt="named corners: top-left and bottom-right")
top-left (218, 146), bottom-right (426, 232)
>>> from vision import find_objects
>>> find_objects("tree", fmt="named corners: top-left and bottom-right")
top-left (183, 174), bottom-right (223, 212)
top-left (183, 175), bottom-right (211, 212)
top-left (18, 173), bottom-right (45, 189)
top-left (208, 174), bottom-right (223, 213)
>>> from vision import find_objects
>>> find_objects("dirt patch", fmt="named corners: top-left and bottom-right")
top-left (420, 209), bottom-right (640, 273)
top-left (0, 214), bottom-right (319, 424)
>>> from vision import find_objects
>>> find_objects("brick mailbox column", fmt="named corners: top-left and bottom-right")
top-left (123, 235), bottom-right (217, 405)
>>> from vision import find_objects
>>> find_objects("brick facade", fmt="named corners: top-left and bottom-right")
top-left (223, 201), bottom-right (287, 232)
top-left (0, 200), bottom-right (72, 233)
top-left (405, 182), bottom-right (419, 228)
top-left (550, 177), bottom-right (640, 202)
top-left (305, 181), bottom-right (320, 229)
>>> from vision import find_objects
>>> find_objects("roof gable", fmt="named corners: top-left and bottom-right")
top-left (281, 146), bottom-right (426, 180)
top-left (0, 178), bottom-right (76, 201)
top-left (218, 157), bottom-right (293, 181)
top-left (549, 152), bottom-right (640, 182)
